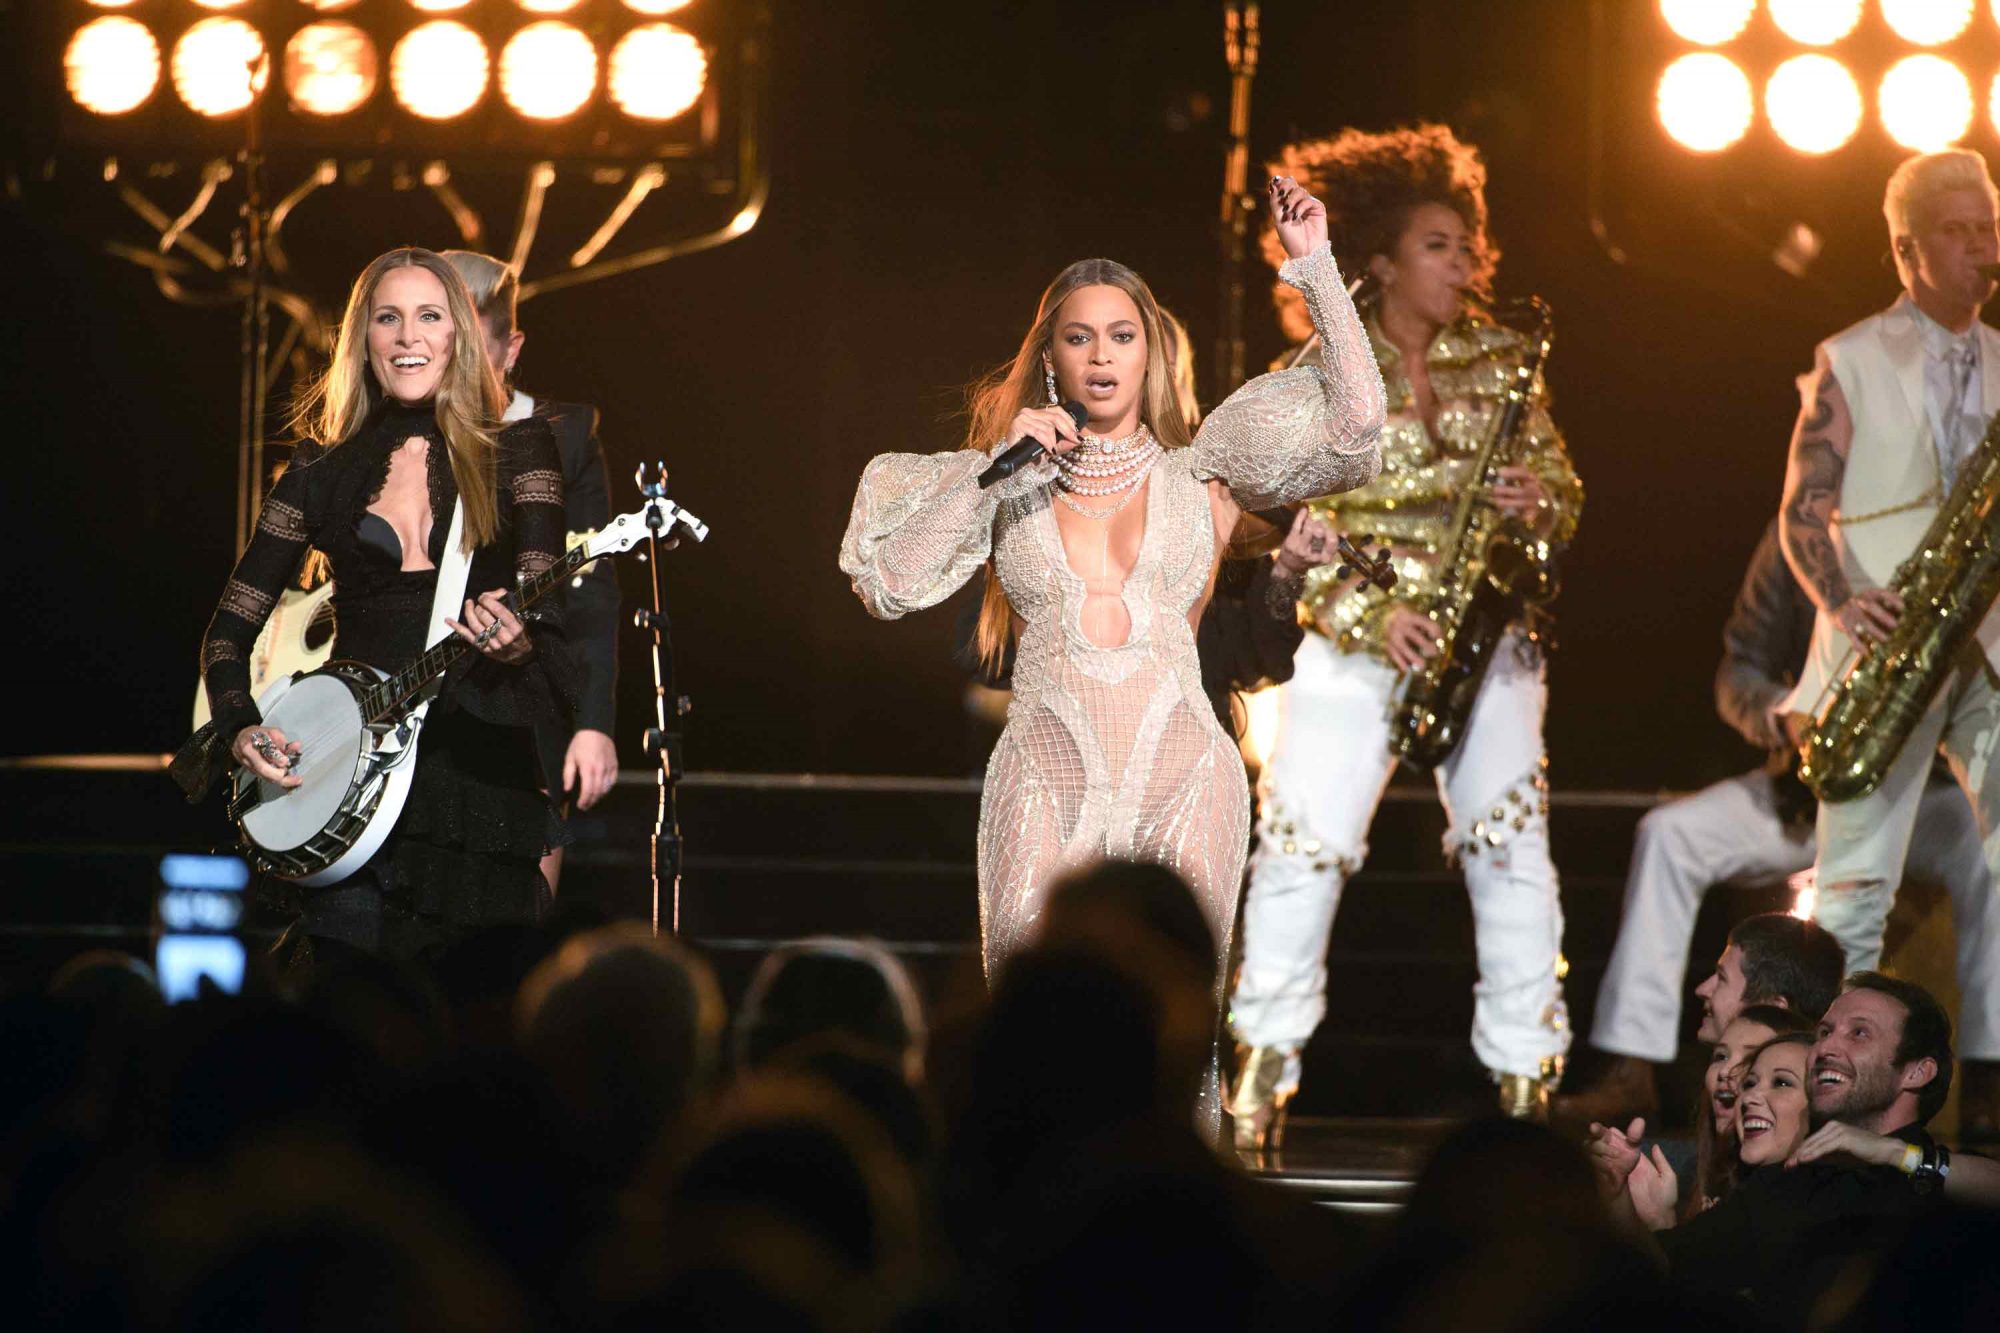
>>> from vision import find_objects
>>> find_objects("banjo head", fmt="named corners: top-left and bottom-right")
top-left (235, 669), bottom-right (373, 853)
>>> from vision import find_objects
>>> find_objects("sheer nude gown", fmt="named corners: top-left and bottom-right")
top-left (840, 245), bottom-right (1383, 1076)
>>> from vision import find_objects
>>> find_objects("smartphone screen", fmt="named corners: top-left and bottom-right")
top-left (156, 853), bottom-right (250, 1002)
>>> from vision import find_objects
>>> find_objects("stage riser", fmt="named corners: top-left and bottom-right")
top-left (2, 767), bottom-right (1779, 1122)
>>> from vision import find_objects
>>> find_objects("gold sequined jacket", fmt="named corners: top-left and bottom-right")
top-left (1298, 310), bottom-right (1582, 658)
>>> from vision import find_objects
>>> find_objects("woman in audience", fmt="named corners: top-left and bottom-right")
top-left (1685, 1005), bottom-right (1809, 1218)
top-left (1622, 1032), bottom-right (1815, 1231)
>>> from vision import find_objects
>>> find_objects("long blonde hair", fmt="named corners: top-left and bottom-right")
top-left (290, 247), bottom-right (506, 552)
top-left (965, 258), bottom-right (1193, 671)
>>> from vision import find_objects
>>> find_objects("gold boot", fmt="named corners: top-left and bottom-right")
top-left (1228, 1045), bottom-right (1297, 1159)
top-left (1497, 1072), bottom-right (1550, 1122)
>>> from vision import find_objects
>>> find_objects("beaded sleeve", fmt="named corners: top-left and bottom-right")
top-left (839, 446), bottom-right (1042, 620)
top-left (1190, 242), bottom-right (1386, 508)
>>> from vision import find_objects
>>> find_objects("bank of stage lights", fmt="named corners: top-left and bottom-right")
top-left (1653, 0), bottom-right (2000, 155)
top-left (61, 1), bottom-right (709, 132)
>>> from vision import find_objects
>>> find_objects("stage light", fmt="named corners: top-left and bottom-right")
top-left (518, 0), bottom-right (585, 12)
top-left (1658, 0), bottom-right (1753, 46)
top-left (500, 22), bottom-right (598, 122)
top-left (1769, 0), bottom-right (1863, 45)
top-left (623, 0), bottom-right (696, 14)
top-left (285, 23), bottom-right (378, 118)
top-left (408, 1), bottom-right (474, 13)
top-left (609, 24), bottom-right (708, 122)
top-left (80, 1), bottom-right (140, 8)
top-left (189, 0), bottom-right (251, 9)
top-left (1657, 53), bottom-right (1753, 152)
top-left (1883, 0), bottom-right (1974, 45)
top-left (1767, 55), bottom-right (1862, 154)
top-left (301, 1), bottom-right (362, 11)
top-left (391, 21), bottom-right (488, 121)
top-left (65, 17), bottom-right (160, 116)
top-left (172, 18), bottom-right (267, 119)
top-left (1881, 54), bottom-right (1973, 149)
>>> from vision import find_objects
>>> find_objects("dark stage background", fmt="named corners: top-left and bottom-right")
top-left (0, 1), bottom-right (1953, 801)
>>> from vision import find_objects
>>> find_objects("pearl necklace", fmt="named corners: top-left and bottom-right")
top-left (1053, 423), bottom-right (1159, 518)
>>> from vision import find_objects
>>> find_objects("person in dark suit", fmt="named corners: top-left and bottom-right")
top-left (445, 251), bottom-right (621, 891)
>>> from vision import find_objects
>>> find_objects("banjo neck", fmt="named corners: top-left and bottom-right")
top-left (362, 543), bottom-right (595, 725)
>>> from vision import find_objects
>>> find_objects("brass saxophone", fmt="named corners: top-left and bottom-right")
top-left (1798, 411), bottom-right (2000, 802)
top-left (1389, 299), bottom-right (1561, 770)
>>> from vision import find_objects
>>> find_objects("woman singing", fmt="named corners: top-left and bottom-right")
top-left (1229, 126), bottom-right (1584, 1146)
top-left (176, 248), bottom-right (574, 963)
top-left (839, 179), bottom-right (1384, 1103)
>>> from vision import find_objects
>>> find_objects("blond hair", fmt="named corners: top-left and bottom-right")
top-left (965, 259), bottom-right (1193, 671)
top-left (1885, 149), bottom-right (1999, 281)
top-left (441, 248), bottom-right (521, 336)
top-left (289, 248), bottom-right (506, 552)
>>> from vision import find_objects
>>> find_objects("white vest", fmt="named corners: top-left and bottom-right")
top-left (1786, 300), bottom-right (2000, 715)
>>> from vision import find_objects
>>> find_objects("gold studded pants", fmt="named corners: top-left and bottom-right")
top-left (1231, 631), bottom-right (1571, 1081)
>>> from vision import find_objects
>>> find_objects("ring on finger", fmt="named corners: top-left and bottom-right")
top-left (474, 621), bottom-right (502, 648)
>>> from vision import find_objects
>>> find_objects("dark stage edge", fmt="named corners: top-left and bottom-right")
top-left (1237, 1116), bottom-right (1458, 1214)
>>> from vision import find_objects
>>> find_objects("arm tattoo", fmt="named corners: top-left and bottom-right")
top-left (1780, 374), bottom-right (1852, 613)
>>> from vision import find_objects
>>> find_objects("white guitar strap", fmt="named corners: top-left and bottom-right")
top-left (407, 496), bottom-right (473, 726)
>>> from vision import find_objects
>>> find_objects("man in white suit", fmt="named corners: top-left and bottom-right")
top-left (1779, 148), bottom-right (2000, 1140)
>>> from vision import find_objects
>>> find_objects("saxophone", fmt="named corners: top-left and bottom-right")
top-left (1798, 411), bottom-right (2000, 802)
top-left (1389, 299), bottom-right (1560, 770)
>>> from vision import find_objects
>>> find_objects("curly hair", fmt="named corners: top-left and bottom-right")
top-left (1264, 123), bottom-right (1498, 342)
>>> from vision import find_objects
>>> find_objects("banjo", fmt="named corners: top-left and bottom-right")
top-left (229, 497), bottom-right (707, 886)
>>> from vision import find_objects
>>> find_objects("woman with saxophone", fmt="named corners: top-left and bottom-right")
top-left (1228, 125), bottom-right (1583, 1149)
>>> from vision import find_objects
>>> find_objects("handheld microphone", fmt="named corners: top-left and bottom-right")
top-left (977, 400), bottom-right (1089, 489)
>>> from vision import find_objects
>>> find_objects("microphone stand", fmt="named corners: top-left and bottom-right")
top-left (632, 462), bottom-right (704, 933)
top-left (1214, 1), bottom-right (1261, 406)
top-left (234, 54), bottom-right (274, 558)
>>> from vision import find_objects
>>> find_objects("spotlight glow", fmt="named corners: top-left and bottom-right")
top-left (1657, 53), bottom-right (1753, 153)
top-left (622, 0), bottom-right (695, 13)
top-left (408, 1), bottom-right (473, 12)
top-left (1767, 55), bottom-right (1862, 155)
top-left (1881, 55), bottom-right (1973, 150)
top-left (65, 17), bottom-right (160, 116)
top-left (517, 0), bottom-right (585, 12)
top-left (286, 23), bottom-right (378, 117)
top-left (1769, 0), bottom-right (1863, 45)
top-left (609, 24), bottom-right (708, 121)
top-left (172, 17), bottom-right (268, 118)
top-left (500, 22), bottom-right (598, 121)
top-left (391, 21), bottom-right (488, 121)
top-left (302, 1), bottom-right (362, 10)
top-left (81, 1), bottom-right (141, 8)
top-left (189, 0), bottom-right (250, 9)
top-left (1883, 0), bottom-right (1974, 45)
top-left (1658, 0), bottom-right (1754, 45)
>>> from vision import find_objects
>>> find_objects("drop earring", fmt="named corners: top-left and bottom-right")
top-left (1043, 357), bottom-right (1059, 406)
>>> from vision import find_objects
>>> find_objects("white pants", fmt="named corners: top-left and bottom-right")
top-left (1591, 767), bottom-right (1998, 1061)
top-left (1231, 632), bottom-right (1569, 1081)
top-left (1814, 655), bottom-right (2000, 1059)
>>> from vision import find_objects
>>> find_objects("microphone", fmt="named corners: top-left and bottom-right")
top-left (977, 400), bottom-right (1089, 489)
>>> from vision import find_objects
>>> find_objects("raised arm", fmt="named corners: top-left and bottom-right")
top-left (1779, 361), bottom-right (1901, 644)
top-left (1191, 178), bottom-right (1385, 512)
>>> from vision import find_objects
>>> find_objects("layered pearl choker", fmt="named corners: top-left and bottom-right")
top-left (1053, 424), bottom-right (1161, 518)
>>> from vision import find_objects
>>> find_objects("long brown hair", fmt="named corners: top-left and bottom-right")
top-left (289, 247), bottom-right (506, 551)
top-left (966, 258), bottom-right (1194, 671)
top-left (1686, 1005), bottom-right (1812, 1221)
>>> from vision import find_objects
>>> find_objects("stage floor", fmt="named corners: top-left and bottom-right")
top-left (1238, 1116), bottom-right (1459, 1214)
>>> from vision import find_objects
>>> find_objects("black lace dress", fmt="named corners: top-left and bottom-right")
top-left (177, 400), bottom-right (576, 957)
